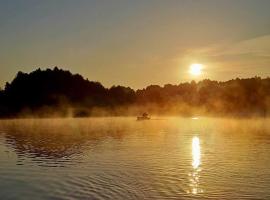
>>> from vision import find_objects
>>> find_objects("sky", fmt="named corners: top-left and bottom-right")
top-left (0, 0), bottom-right (270, 89)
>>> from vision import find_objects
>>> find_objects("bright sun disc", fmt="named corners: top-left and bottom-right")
top-left (189, 64), bottom-right (203, 76)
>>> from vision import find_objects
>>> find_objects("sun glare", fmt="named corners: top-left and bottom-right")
top-left (189, 64), bottom-right (203, 76)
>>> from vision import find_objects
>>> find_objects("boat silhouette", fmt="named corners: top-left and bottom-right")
top-left (137, 113), bottom-right (150, 120)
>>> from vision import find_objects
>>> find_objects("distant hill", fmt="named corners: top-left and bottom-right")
top-left (0, 67), bottom-right (269, 118)
top-left (0, 67), bottom-right (135, 117)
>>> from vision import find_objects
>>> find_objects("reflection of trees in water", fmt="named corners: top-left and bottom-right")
top-left (0, 119), bottom-right (130, 166)
top-left (5, 132), bottom-right (85, 160)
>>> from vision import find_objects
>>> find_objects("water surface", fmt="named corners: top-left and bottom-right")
top-left (0, 117), bottom-right (269, 199)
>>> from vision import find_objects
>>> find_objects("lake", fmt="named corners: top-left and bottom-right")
top-left (0, 117), bottom-right (269, 200)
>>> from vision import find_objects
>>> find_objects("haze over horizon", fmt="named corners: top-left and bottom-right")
top-left (1, 0), bottom-right (270, 89)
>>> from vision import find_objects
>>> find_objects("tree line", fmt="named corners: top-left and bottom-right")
top-left (0, 67), bottom-right (269, 117)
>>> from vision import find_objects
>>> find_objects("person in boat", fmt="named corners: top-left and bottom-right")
top-left (137, 112), bottom-right (150, 120)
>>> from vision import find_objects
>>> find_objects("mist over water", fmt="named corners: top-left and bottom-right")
top-left (0, 117), bottom-right (269, 199)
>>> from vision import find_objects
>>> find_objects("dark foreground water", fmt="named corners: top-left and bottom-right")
top-left (0, 117), bottom-right (269, 200)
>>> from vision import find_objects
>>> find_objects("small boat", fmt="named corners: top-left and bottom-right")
top-left (137, 113), bottom-right (150, 120)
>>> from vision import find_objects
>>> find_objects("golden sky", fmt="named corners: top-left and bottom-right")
top-left (0, 0), bottom-right (270, 89)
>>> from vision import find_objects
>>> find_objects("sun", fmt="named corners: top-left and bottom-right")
top-left (189, 64), bottom-right (203, 76)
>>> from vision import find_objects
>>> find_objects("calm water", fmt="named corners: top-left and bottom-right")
top-left (0, 117), bottom-right (269, 200)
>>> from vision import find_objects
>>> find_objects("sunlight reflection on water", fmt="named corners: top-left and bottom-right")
top-left (192, 136), bottom-right (201, 169)
top-left (188, 136), bottom-right (203, 194)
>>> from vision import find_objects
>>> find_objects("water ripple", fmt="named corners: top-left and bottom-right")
top-left (0, 117), bottom-right (269, 199)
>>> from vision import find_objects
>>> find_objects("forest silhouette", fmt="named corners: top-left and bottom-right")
top-left (0, 67), bottom-right (269, 118)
